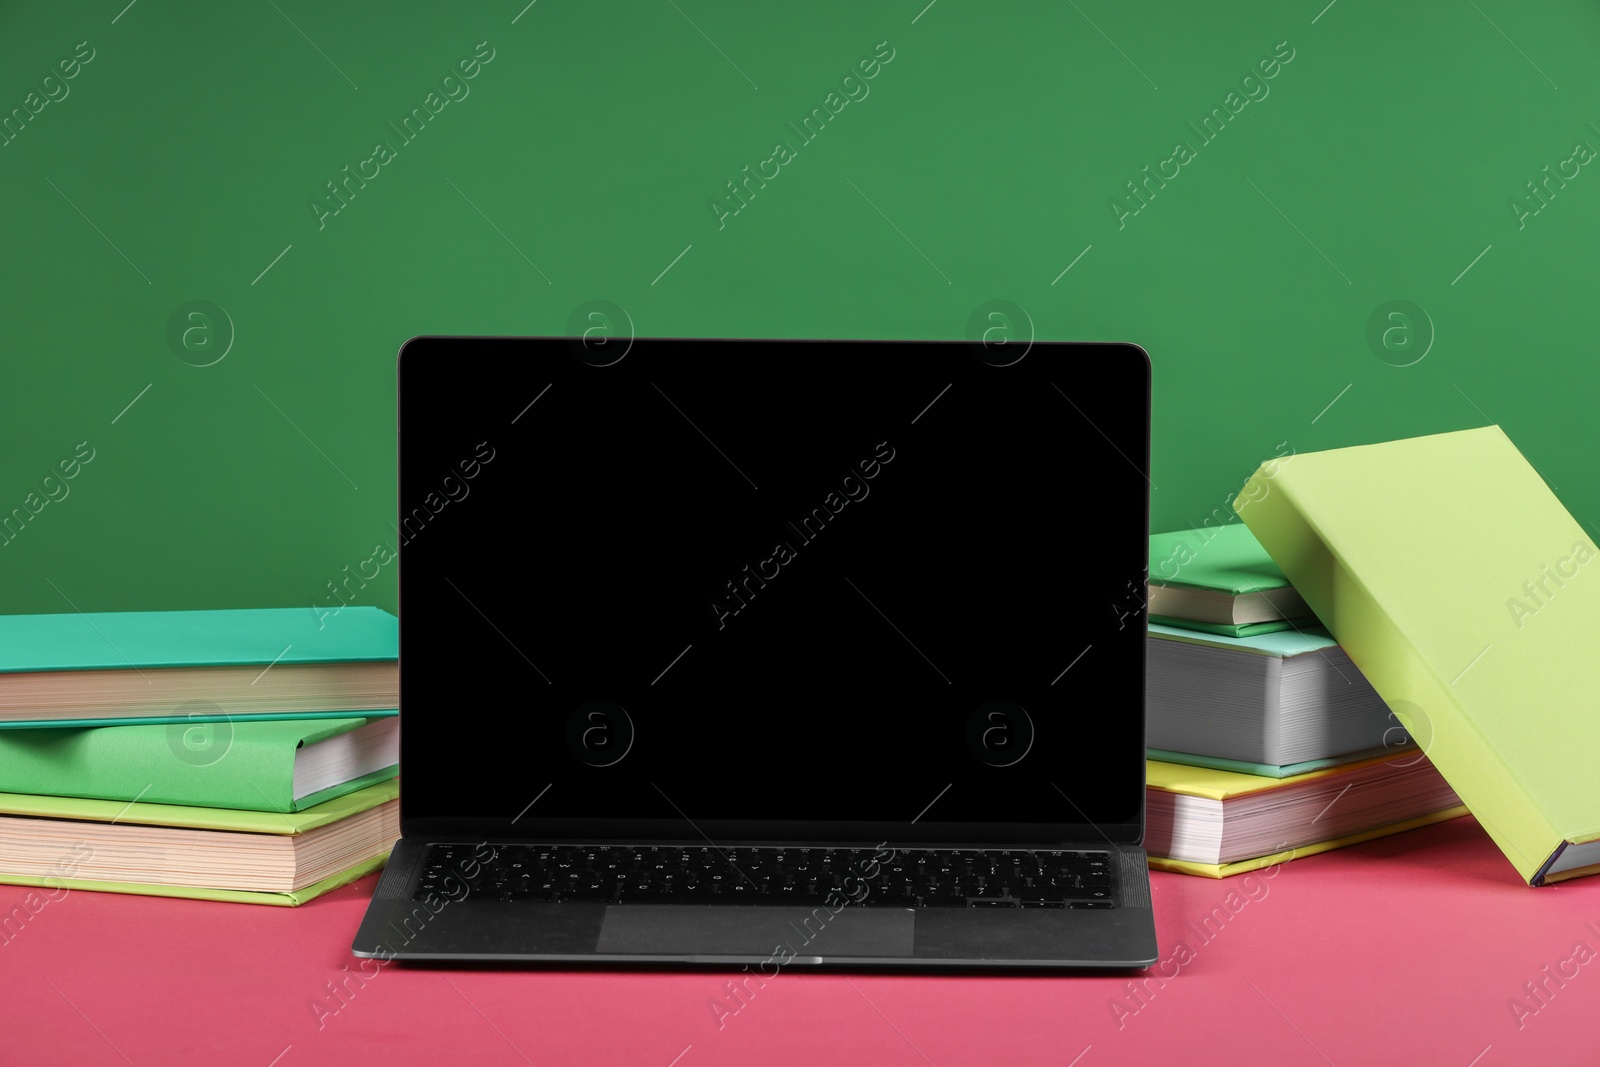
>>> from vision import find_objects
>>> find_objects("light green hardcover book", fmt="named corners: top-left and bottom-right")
top-left (0, 780), bottom-right (399, 899)
top-left (1148, 524), bottom-right (1312, 628)
top-left (1236, 426), bottom-right (1600, 885)
top-left (0, 607), bottom-right (398, 728)
top-left (0, 853), bottom-right (390, 907)
top-left (0, 777), bottom-right (396, 829)
top-left (0, 716), bottom-right (397, 812)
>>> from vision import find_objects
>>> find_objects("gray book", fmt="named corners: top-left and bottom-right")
top-left (1146, 623), bottom-right (1400, 767)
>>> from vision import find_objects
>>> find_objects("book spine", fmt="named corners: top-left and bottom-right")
top-left (1235, 466), bottom-right (1560, 884)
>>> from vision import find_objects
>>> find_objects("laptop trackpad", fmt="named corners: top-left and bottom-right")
top-left (597, 906), bottom-right (915, 958)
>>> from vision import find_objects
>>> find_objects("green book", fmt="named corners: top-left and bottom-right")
top-left (0, 779), bottom-right (399, 903)
top-left (1148, 524), bottom-right (1312, 629)
top-left (0, 716), bottom-right (397, 812)
top-left (0, 606), bottom-right (398, 728)
top-left (1237, 426), bottom-right (1600, 885)
top-left (1148, 614), bottom-right (1307, 638)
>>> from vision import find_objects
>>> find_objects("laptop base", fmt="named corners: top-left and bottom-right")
top-left (353, 837), bottom-right (1158, 970)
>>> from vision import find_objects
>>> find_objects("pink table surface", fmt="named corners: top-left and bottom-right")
top-left (5, 814), bottom-right (1598, 1067)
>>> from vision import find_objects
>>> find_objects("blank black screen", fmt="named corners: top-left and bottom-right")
top-left (398, 338), bottom-right (1149, 844)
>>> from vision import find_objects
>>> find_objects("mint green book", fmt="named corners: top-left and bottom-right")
top-left (0, 716), bottom-right (396, 812)
top-left (0, 607), bottom-right (397, 728)
top-left (1148, 524), bottom-right (1312, 630)
top-left (1237, 426), bottom-right (1600, 885)
top-left (1149, 620), bottom-right (1337, 654)
top-left (1148, 615), bottom-right (1307, 638)
top-left (0, 780), bottom-right (399, 901)
top-left (1146, 744), bottom-right (1413, 779)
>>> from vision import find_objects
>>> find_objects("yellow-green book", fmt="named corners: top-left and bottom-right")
top-left (1236, 426), bottom-right (1600, 885)
top-left (0, 779), bottom-right (398, 905)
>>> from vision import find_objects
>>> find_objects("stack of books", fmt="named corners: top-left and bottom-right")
top-left (0, 607), bottom-right (401, 905)
top-left (1143, 525), bottom-right (1466, 877)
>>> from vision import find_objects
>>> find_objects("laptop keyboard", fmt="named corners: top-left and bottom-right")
top-left (414, 844), bottom-right (1116, 909)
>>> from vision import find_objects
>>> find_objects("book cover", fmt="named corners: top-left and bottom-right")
top-left (0, 607), bottom-right (398, 728)
top-left (0, 606), bottom-right (397, 672)
top-left (1149, 523), bottom-right (1295, 593)
top-left (1146, 744), bottom-right (1410, 779)
top-left (1146, 751), bottom-right (1413, 799)
top-left (1236, 426), bottom-right (1600, 885)
top-left (0, 777), bottom-right (397, 831)
top-left (0, 852), bottom-right (390, 906)
top-left (1148, 615), bottom-right (1304, 638)
top-left (0, 717), bottom-right (395, 812)
top-left (0, 783), bottom-right (398, 898)
top-left (1149, 620), bottom-right (1338, 657)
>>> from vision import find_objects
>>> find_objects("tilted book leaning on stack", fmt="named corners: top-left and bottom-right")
top-left (1237, 426), bottom-right (1600, 885)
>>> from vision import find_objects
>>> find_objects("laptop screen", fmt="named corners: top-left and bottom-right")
top-left (397, 338), bottom-right (1149, 844)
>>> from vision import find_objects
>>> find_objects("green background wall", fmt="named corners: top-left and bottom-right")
top-left (3, 1), bottom-right (1596, 617)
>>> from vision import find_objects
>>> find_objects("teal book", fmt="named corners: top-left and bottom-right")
top-left (1148, 524), bottom-right (1313, 631)
top-left (0, 607), bottom-right (397, 728)
top-left (1146, 744), bottom-right (1414, 779)
top-left (0, 716), bottom-right (397, 812)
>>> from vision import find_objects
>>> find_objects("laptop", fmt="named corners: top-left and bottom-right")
top-left (353, 336), bottom-right (1158, 969)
